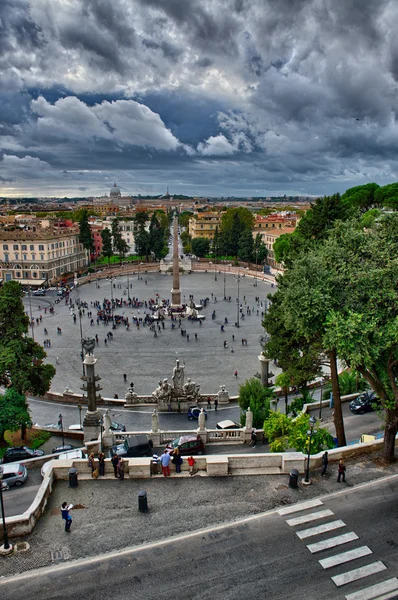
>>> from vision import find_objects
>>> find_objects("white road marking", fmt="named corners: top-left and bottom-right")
top-left (277, 499), bottom-right (323, 515)
top-left (286, 509), bottom-right (334, 527)
top-left (319, 546), bottom-right (372, 569)
top-left (332, 562), bottom-right (387, 587)
top-left (297, 519), bottom-right (346, 540)
top-left (307, 531), bottom-right (358, 553)
top-left (345, 577), bottom-right (398, 600)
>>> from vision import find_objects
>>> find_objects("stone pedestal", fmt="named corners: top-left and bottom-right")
top-left (81, 351), bottom-right (102, 444)
top-left (124, 384), bottom-right (138, 406)
top-left (206, 456), bottom-right (229, 476)
top-left (197, 426), bottom-right (208, 443)
top-left (217, 385), bottom-right (230, 404)
top-left (258, 354), bottom-right (270, 387)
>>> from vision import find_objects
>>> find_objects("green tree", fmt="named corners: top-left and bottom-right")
top-left (0, 388), bottom-right (31, 446)
top-left (220, 207), bottom-right (254, 257)
top-left (111, 218), bottom-right (129, 263)
top-left (264, 412), bottom-right (334, 453)
top-left (374, 182), bottom-right (398, 210)
top-left (100, 228), bottom-right (113, 265)
top-left (253, 233), bottom-right (268, 264)
top-left (0, 282), bottom-right (55, 441)
top-left (238, 229), bottom-right (254, 262)
top-left (238, 377), bottom-right (273, 428)
top-left (78, 209), bottom-right (94, 257)
top-left (135, 229), bottom-right (151, 260)
top-left (134, 210), bottom-right (148, 231)
top-left (178, 211), bottom-right (194, 228)
top-left (275, 372), bottom-right (291, 415)
top-left (211, 226), bottom-right (220, 259)
top-left (342, 183), bottom-right (380, 211)
top-left (149, 214), bottom-right (166, 259)
top-left (191, 237), bottom-right (210, 258)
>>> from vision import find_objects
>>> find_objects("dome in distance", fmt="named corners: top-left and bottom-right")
top-left (110, 182), bottom-right (121, 197)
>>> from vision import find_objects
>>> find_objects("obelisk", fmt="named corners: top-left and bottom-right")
top-left (171, 218), bottom-right (182, 307)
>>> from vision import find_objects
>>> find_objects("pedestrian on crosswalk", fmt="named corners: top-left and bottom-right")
top-left (321, 452), bottom-right (328, 476)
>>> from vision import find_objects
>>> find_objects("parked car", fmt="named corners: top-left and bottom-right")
top-left (1, 446), bottom-right (45, 464)
top-left (187, 406), bottom-right (207, 421)
top-left (52, 444), bottom-right (77, 454)
top-left (68, 424), bottom-right (83, 431)
top-left (110, 435), bottom-right (153, 459)
top-left (41, 449), bottom-right (86, 477)
top-left (32, 289), bottom-right (46, 296)
top-left (69, 421), bottom-right (126, 432)
top-left (349, 391), bottom-right (380, 415)
top-left (216, 420), bottom-right (241, 430)
top-left (166, 434), bottom-right (205, 456)
top-left (0, 464), bottom-right (28, 487)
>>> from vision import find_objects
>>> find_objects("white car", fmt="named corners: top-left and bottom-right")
top-left (216, 420), bottom-right (241, 430)
top-left (41, 449), bottom-right (86, 477)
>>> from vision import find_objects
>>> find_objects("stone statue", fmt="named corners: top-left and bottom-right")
top-left (184, 377), bottom-right (200, 400)
top-left (245, 407), bottom-right (253, 431)
top-left (152, 379), bottom-right (172, 402)
top-left (217, 384), bottom-right (230, 404)
top-left (172, 359), bottom-right (185, 391)
top-left (198, 407), bottom-right (206, 430)
top-left (152, 380), bottom-right (163, 400)
top-left (82, 337), bottom-right (95, 355)
top-left (125, 382), bottom-right (138, 405)
top-left (103, 409), bottom-right (112, 434)
top-left (151, 409), bottom-right (159, 433)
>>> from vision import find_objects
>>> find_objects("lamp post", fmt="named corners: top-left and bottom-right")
top-left (28, 286), bottom-right (35, 341)
top-left (236, 273), bottom-right (240, 328)
top-left (98, 414), bottom-right (104, 451)
top-left (304, 416), bottom-right (317, 484)
top-left (0, 466), bottom-right (11, 553)
top-left (78, 403), bottom-right (82, 429)
top-left (318, 380), bottom-right (325, 421)
top-left (78, 309), bottom-right (85, 375)
top-left (58, 413), bottom-right (64, 447)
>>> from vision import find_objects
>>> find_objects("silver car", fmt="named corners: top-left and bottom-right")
top-left (0, 464), bottom-right (28, 488)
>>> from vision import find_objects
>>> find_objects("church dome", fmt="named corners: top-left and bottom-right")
top-left (110, 182), bottom-right (121, 197)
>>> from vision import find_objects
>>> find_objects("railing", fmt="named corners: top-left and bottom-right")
top-left (207, 428), bottom-right (244, 442)
top-left (113, 429), bottom-right (196, 444)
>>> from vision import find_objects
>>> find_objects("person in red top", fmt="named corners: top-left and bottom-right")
top-left (187, 456), bottom-right (197, 476)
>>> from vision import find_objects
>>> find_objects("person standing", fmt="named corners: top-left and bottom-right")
top-left (187, 456), bottom-right (197, 476)
top-left (207, 396), bottom-right (211, 410)
top-left (111, 453), bottom-right (119, 478)
top-left (250, 429), bottom-right (257, 448)
top-left (98, 451), bottom-right (105, 477)
top-left (88, 453), bottom-right (96, 477)
top-left (117, 456), bottom-right (125, 481)
top-left (214, 397), bottom-right (218, 411)
top-left (61, 502), bottom-right (73, 532)
top-left (159, 449), bottom-right (171, 477)
top-left (337, 459), bottom-right (346, 482)
top-left (151, 452), bottom-right (159, 475)
top-left (321, 452), bottom-right (328, 476)
top-left (172, 447), bottom-right (183, 474)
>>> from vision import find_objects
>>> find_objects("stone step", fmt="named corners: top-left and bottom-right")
top-left (229, 467), bottom-right (282, 476)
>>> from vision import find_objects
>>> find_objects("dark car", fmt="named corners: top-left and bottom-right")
top-left (187, 406), bottom-right (207, 421)
top-left (2, 446), bottom-right (45, 464)
top-left (110, 435), bottom-right (153, 458)
top-left (166, 434), bottom-right (205, 456)
top-left (110, 421), bottom-right (126, 432)
top-left (349, 391), bottom-right (380, 415)
top-left (52, 444), bottom-right (77, 454)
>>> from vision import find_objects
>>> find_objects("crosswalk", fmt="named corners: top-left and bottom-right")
top-left (277, 498), bottom-right (398, 600)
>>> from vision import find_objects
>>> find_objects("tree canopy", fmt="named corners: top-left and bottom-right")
top-left (191, 237), bottom-right (210, 257)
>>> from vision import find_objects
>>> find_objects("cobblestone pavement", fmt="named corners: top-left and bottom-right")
top-left (1, 453), bottom-right (397, 577)
top-left (23, 272), bottom-right (278, 398)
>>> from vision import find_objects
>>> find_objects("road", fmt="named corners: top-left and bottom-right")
top-left (2, 476), bottom-right (397, 600)
top-left (2, 469), bottom-right (42, 517)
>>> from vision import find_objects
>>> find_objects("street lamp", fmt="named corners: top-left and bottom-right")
top-left (78, 403), bottom-right (82, 429)
top-left (304, 416), bottom-right (317, 484)
top-left (78, 309), bottom-right (84, 375)
top-left (0, 466), bottom-right (11, 553)
top-left (98, 414), bottom-right (104, 452)
top-left (236, 274), bottom-right (240, 327)
top-left (58, 413), bottom-right (64, 447)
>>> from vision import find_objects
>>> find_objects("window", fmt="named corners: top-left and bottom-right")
top-left (21, 244), bottom-right (27, 251)
top-left (15, 272), bottom-right (21, 278)
top-left (32, 272), bottom-right (37, 278)
top-left (39, 245), bottom-right (44, 251)
top-left (14, 254), bottom-right (19, 260)
top-left (4, 254), bottom-right (9, 262)
top-left (30, 245), bottom-right (34, 251)
top-left (51, 244), bottom-right (54, 249)
top-left (23, 254), bottom-right (27, 261)
top-left (3, 245), bottom-right (8, 250)
top-left (13, 244), bottom-right (19, 250)
top-left (31, 254), bottom-right (35, 260)
top-left (40, 254), bottom-right (44, 261)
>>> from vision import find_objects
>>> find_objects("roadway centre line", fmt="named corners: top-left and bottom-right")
top-left (332, 562), bottom-right (387, 587)
top-left (277, 499), bottom-right (323, 515)
top-left (319, 546), bottom-right (372, 569)
top-left (286, 509), bottom-right (334, 527)
top-left (307, 531), bottom-right (358, 553)
top-left (345, 577), bottom-right (398, 600)
top-left (296, 519), bottom-right (347, 539)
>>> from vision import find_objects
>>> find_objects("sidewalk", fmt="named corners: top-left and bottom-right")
top-left (1, 451), bottom-right (398, 577)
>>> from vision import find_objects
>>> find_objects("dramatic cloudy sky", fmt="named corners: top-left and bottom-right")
top-left (1, 0), bottom-right (398, 197)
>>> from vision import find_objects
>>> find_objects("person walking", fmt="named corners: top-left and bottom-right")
top-left (214, 397), bottom-right (218, 411)
top-left (250, 429), bottom-right (257, 448)
top-left (234, 370), bottom-right (238, 378)
top-left (321, 452), bottom-right (328, 476)
top-left (111, 453), bottom-right (119, 478)
top-left (61, 502), bottom-right (73, 532)
top-left (88, 453), bottom-right (96, 477)
top-left (159, 449), bottom-right (171, 477)
top-left (337, 459), bottom-right (346, 482)
top-left (98, 451), bottom-right (105, 477)
top-left (172, 447), bottom-right (183, 474)
top-left (187, 456), bottom-right (197, 476)
top-left (117, 456), bottom-right (125, 481)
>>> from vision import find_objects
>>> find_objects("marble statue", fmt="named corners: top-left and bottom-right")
top-left (152, 378), bottom-right (172, 402)
top-left (172, 359), bottom-right (185, 391)
top-left (245, 407), bottom-right (253, 431)
top-left (125, 382), bottom-right (138, 405)
top-left (151, 409), bottom-right (159, 433)
top-left (184, 377), bottom-right (200, 400)
top-left (198, 408), bottom-right (206, 430)
top-left (103, 409), bottom-right (112, 434)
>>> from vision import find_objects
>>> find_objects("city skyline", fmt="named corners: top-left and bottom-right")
top-left (1, 1), bottom-right (398, 197)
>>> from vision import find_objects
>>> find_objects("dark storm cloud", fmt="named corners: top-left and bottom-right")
top-left (2, 0), bottom-right (398, 196)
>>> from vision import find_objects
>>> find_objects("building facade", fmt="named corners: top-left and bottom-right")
top-left (0, 223), bottom-right (88, 286)
top-left (188, 212), bottom-right (222, 240)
